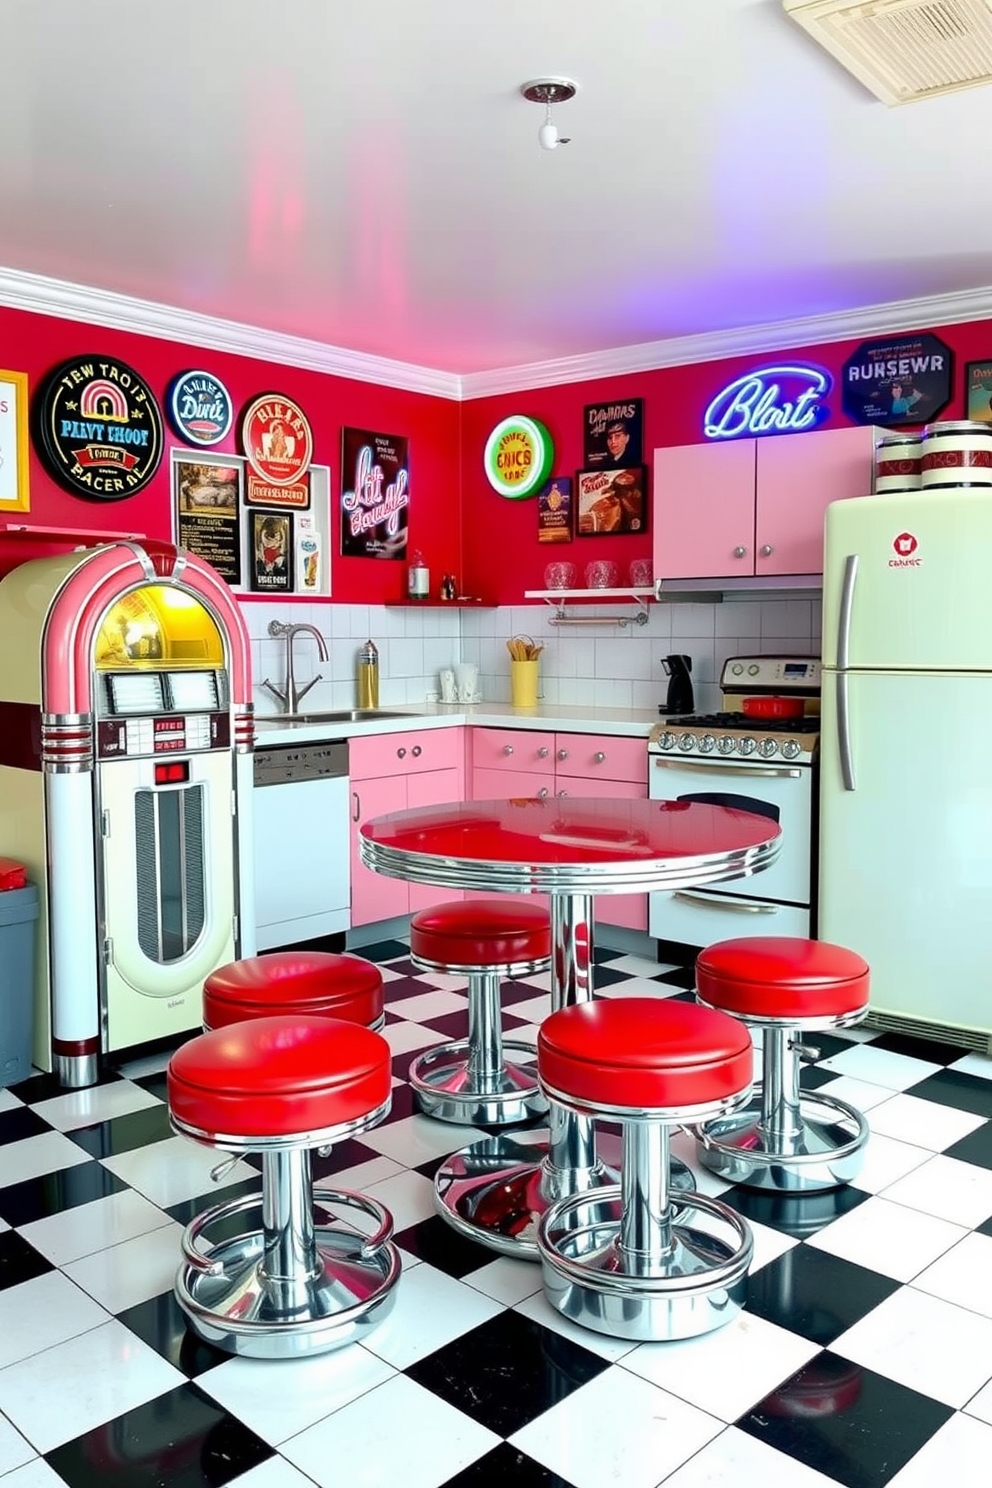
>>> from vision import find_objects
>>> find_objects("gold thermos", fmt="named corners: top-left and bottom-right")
top-left (357, 639), bottom-right (379, 709)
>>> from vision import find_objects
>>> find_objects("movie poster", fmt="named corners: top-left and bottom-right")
top-left (340, 428), bottom-right (409, 559)
top-left (250, 510), bottom-right (294, 593)
top-left (583, 399), bottom-right (643, 469)
top-left (576, 467), bottom-right (647, 535)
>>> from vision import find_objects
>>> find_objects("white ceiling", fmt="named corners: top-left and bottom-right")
top-left (3, 0), bottom-right (992, 380)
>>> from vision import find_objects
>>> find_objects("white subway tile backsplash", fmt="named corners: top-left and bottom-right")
top-left (670, 604), bottom-right (716, 640)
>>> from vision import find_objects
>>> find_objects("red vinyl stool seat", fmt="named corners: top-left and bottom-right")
top-left (694, 936), bottom-right (871, 1193)
top-left (535, 998), bottom-right (755, 1342)
top-left (167, 1015), bottom-right (400, 1359)
top-left (202, 951), bottom-right (384, 1032)
top-left (407, 898), bottom-right (551, 1126)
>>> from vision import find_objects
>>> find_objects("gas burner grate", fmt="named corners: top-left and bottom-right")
top-left (659, 711), bottom-right (821, 734)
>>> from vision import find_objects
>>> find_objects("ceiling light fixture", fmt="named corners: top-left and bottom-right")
top-left (520, 78), bottom-right (577, 150)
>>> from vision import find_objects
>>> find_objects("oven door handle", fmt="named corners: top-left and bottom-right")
top-left (652, 758), bottom-right (802, 780)
top-left (673, 891), bottom-right (781, 914)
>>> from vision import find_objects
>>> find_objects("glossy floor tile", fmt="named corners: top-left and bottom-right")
top-left (0, 940), bottom-right (990, 1488)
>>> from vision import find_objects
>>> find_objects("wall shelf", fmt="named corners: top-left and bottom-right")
top-left (386, 598), bottom-right (492, 608)
top-left (524, 587), bottom-right (653, 628)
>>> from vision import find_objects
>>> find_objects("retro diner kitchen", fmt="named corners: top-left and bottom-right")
top-left (4, 8), bottom-right (992, 1488)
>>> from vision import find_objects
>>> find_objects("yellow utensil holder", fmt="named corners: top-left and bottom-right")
top-left (510, 658), bottom-right (539, 707)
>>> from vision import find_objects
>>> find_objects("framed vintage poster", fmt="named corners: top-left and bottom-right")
top-left (583, 398), bottom-right (643, 469)
top-left (173, 451), bottom-right (243, 586)
top-left (965, 361), bottom-right (992, 425)
top-left (250, 510), bottom-right (294, 593)
top-left (841, 334), bottom-right (952, 427)
top-left (537, 476), bottom-right (572, 543)
top-left (576, 466), bottom-right (647, 536)
top-left (0, 370), bottom-right (29, 513)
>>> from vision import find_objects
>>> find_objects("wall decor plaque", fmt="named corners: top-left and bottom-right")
top-left (841, 334), bottom-right (952, 427)
top-left (0, 370), bottom-right (29, 512)
top-left (537, 476), bottom-right (572, 543)
top-left (583, 399), bottom-right (642, 468)
top-left (167, 370), bottom-right (234, 447)
top-left (483, 415), bottom-right (553, 499)
top-left (340, 427), bottom-right (409, 559)
top-left (250, 510), bottom-right (294, 593)
top-left (241, 394), bottom-right (313, 486)
top-left (172, 451), bottom-right (242, 586)
top-left (576, 466), bottom-right (647, 535)
top-left (33, 355), bottom-right (164, 500)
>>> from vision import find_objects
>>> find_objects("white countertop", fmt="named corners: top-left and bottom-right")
top-left (253, 701), bottom-right (662, 746)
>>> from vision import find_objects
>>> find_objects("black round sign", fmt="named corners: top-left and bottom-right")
top-left (33, 355), bottom-right (165, 500)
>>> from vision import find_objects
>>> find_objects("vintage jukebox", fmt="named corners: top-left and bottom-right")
top-left (0, 540), bottom-right (255, 1087)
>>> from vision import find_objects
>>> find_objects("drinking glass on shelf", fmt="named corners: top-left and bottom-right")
top-left (629, 558), bottom-right (653, 587)
top-left (544, 561), bottom-right (576, 590)
top-left (585, 560), bottom-right (618, 589)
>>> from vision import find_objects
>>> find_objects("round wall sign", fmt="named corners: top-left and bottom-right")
top-left (33, 356), bottom-right (164, 501)
top-left (240, 393), bottom-right (313, 486)
top-left (167, 370), bottom-right (234, 446)
top-left (483, 415), bottom-right (554, 499)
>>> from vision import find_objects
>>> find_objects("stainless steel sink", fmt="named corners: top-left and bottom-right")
top-left (259, 708), bottom-right (419, 726)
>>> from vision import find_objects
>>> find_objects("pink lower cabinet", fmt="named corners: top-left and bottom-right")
top-left (349, 728), bottom-right (465, 926)
top-left (554, 734), bottom-right (648, 932)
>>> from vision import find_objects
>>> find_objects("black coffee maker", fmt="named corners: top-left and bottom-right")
top-left (659, 654), bottom-right (694, 715)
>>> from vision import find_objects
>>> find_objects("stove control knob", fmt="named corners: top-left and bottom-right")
top-left (699, 734), bottom-right (716, 753)
top-left (758, 737), bottom-right (778, 758)
top-left (678, 732), bottom-right (697, 751)
top-left (781, 740), bottom-right (802, 760)
top-left (660, 730), bottom-right (677, 750)
top-left (738, 736), bottom-right (757, 756)
top-left (716, 735), bottom-right (736, 755)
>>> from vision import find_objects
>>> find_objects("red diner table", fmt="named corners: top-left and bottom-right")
top-left (360, 795), bottom-right (781, 1259)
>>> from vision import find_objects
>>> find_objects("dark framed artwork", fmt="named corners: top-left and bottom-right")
top-left (576, 467), bottom-right (647, 536)
top-left (340, 427), bottom-right (409, 559)
top-left (172, 451), bottom-right (243, 586)
top-left (537, 476), bottom-right (572, 543)
top-left (840, 334), bottom-right (952, 427)
top-left (583, 398), bottom-right (643, 468)
top-left (965, 361), bottom-right (992, 425)
top-left (250, 510), bottom-right (294, 593)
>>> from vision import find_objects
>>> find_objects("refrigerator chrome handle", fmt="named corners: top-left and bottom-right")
top-left (653, 758), bottom-right (801, 780)
top-left (837, 554), bottom-right (858, 672)
top-left (673, 891), bottom-right (779, 914)
top-left (836, 672), bottom-right (856, 792)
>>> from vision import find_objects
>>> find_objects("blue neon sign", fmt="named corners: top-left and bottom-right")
top-left (704, 364), bottom-right (832, 440)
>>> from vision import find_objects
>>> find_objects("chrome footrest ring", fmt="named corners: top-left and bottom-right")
top-left (695, 1090), bottom-right (870, 1192)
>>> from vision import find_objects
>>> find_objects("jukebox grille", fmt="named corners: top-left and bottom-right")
top-left (133, 785), bottom-right (207, 963)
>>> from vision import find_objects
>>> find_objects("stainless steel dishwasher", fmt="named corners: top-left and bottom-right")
top-left (252, 740), bottom-right (350, 949)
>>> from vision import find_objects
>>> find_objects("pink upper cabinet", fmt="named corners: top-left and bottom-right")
top-left (755, 425), bottom-right (875, 576)
top-left (653, 441), bottom-right (756, 580)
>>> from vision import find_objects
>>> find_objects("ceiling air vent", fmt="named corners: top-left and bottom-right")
top-left (783, 0), bottom-right (992, 104)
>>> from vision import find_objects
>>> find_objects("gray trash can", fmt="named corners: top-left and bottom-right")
top-left (0, 880), bottom-right (39, 1086)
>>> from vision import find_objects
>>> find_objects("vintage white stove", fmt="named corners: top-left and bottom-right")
top-left (648, 655), bottom-right (820, 949)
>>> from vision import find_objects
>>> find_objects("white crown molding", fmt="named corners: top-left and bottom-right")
top-left (459, 285), bottom-right (992, 399)
top-left (3, 263), bottom-right (992, 402)
top-left (0, 266), bottom-right (462, 401)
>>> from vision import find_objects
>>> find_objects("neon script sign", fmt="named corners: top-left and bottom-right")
top-left (704, 364), bottom-right (832, 441)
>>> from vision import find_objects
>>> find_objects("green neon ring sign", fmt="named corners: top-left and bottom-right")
top-left (483, 415), bottom-right (554, 499)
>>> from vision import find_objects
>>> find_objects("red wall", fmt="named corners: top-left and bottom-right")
top-left (0, 305), bottom-right (461, 602)
top-left (460, 318), bottom-right (992, 604)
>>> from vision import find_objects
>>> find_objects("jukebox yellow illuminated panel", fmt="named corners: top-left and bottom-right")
top-left (94, 584), bottom-right (224, 670)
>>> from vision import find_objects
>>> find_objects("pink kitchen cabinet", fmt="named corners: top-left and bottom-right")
top-left (349, 727), bottom-right (465, 926)
top-left (653, 425), bottom-right (874, 581)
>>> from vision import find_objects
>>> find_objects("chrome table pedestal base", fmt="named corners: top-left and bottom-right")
top-left (410, 1038), bottom-right (546, 1126)
top-left (175, 1153), bottom-right (400, 1359)
top-left (696, 1088), bottom-right (869, 1192)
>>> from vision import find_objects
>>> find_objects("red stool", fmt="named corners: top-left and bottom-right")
top-left (536, 998), bottom-right (754, 1342)
top-left (203, 951), bottom-right (384, 1031)
top-left (168, 1015), bottom-right (400, 1358)
top-left (694, 936), bottom-right (871, 1192)
top-left (408, 899), bottom-right (551, 1125)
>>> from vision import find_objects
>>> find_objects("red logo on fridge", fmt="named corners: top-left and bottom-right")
top-left (889, 532), bottom-right (921, 567)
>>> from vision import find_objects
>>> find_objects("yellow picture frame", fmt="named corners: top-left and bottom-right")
top-left (0, 370), bottom-right (30, 513)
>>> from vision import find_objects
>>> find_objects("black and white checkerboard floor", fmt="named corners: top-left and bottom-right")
top-left (1, 941), bottom-right (992, 1488)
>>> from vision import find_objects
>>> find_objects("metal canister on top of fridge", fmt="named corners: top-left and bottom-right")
top-left (919, 420), bottom-right (992, 490)
top-left (873, 431), bottom-right (921, 494)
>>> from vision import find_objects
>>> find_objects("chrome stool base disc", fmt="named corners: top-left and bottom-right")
top-left (538, 1187), bottom-right (752, 1342)
top-left (409, 1038), bottom-right (547, 1126)
top-left (696, 1090), bottom-right (870, 1193)
top-left (176, 1193), bottom-right (401, 1359)
top-left (433, 1130), bottom-right (695, 1260)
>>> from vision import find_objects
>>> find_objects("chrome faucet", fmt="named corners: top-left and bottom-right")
top-left (262, 620), bottom-right (329, 714)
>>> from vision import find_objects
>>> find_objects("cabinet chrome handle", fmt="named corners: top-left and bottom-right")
top-left (411, 745), bottom-right (422, 757)
top-left (594, 751), bottom-right (606, 763)
top-left (352, 791), bottom-right (361, 824)
top-left (733, 546), bottom-right (747, 559)
top-left (673, 891), bottom-right (778, 914)
top-left (557, 788), bottom-right (568, 798)
top-left (537, 787), bottom-right (549, 798)
top-left (654, 757), bottom-right (800, 779)
top-left (557, 748), bottom-right (569, 761)
top-left (503, 744), bottom-right (513, 756)
top-left (537, 747), bottom-right (549, 758)
top-left (760, 544), bottom-right (773, 557)
top-left (397, 747), bottom-right (406, 759)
